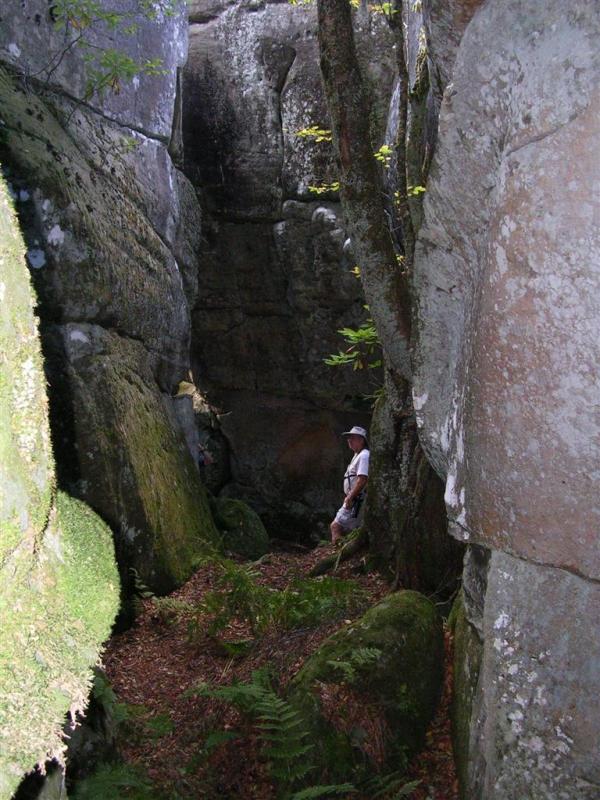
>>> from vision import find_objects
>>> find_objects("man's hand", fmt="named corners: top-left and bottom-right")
top-left (343, 475), bottom-right (367, 509)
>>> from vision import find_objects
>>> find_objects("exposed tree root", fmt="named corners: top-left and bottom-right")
top-left (308, 528), bottom-right (369, 577)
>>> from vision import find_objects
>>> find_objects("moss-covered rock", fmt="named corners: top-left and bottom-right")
top-left (48, 323), bottom-right (222, 596)
top-left (287, 590), bottom-right (444, 785)
top-left (0, 176), bottom-right (119, 798)
top-left (211, 497), bottom-right (269, 560)
top-left (449, 590), bottom-right (482, 799)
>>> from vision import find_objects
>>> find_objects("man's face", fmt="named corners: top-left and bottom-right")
top-left (346, 434), bottom-right (365, 452)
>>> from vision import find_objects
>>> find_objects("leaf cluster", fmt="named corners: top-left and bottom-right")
top-left (46, 0), bottom-right (176, 102)
top-left (373, 144), bottom-right (393, 167)
top-left (368, 2), bottom-right (399, 17)
top-left (308, 181), bottom-right (341, 195)
top-left (324, 320), bottom-right (382, 372)
top-left (83, 50), bottom-right (166, 99)
top-left (295, 126), bottom-right (333, 143)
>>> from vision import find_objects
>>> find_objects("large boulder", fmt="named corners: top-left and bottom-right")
top-left (0, 175), bottom-right (119, 798)
top-left (287, 591), bottom-right (443, 784)
top-left (46, 323), bottom-right (221, 594)
top-left (413, 1), bottom-right (600, 795)
top-left (0, 1), bottom-right (219, 595)
top-left (211, 497), bottom-right (270, 560)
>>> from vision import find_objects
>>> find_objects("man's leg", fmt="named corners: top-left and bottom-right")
top-left (330, 520), bottom-right (345, 545)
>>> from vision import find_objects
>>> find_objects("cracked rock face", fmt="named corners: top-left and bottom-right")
top-left (414, 1), bottom-right (600, 795)
top-left (0, 0), bottom-right (218, 597)
top-left (184, 0), bottom-right (396, 536)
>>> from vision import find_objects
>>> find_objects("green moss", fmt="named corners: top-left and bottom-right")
top-left (287, 590), bottom-right (444, 785)
top-left (0, 175), bottom-right (54, 565)
top-left (0, 492), bottom-right (120, 798)
top-left (449, 591), bottom-right (482, 799)
top-left (211, 498), bottom-right (270, 560)
top-left (0, 172), bottom-right (120, 796)
top-left (62, 333), bottom-right (222, 594)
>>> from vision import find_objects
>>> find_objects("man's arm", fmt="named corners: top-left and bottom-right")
top-left (343, 474), bottom-right (367, 509)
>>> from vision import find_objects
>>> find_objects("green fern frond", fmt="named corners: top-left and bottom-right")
top-left (289, 784), bottom-right (357, 800)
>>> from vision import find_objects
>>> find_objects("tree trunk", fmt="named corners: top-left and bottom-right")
top-left (317, 0), bottom-right (464, 597)
top-left (317, 0), bottom-right (412, 381)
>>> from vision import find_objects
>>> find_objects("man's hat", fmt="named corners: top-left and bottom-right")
top-left (342, 425), bottom-right (368, 440)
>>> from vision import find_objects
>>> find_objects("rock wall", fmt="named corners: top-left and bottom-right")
top-left (0, 1), bottom-right (220, 598)
top-left (183, 0), bottom-right (396, 537)
top-left (363, 0), bottom-right (464, 596)
top-left (414, 1), bottom-right (600, 796)
top-left (0, 175), bottom-right (119, 798)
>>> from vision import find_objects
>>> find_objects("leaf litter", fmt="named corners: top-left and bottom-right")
top-left (103, 544), bottom-right (458, 800)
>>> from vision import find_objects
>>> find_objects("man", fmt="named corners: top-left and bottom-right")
top-left (330, 425), bottom-right (369, 545)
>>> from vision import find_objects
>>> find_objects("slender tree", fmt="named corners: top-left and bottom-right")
top-left (316, 0), bottom-right (412, 381)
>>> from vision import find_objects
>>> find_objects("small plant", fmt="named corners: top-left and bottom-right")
top-left (369, 2), bottom-right (399, 17)
top-left (373, 144), bottom-right (393, 168)
top-left (91, 670), bottom-right (130, 726)
top-left (130, 567), bottom-right (154, 599)
top-left (326, 646), bottom-right (382, 684)
top-left (151, 595), bottom-right (195, 626)
top-left (295, 126), bottom-right (333, 143)
top-left (308, 181), bottom-right (341, 195)
top-left (362, 772), bottom-right (420, 798)
top-left (324, 320), bottom-right (382, 372)
top-left (83, 49), bottom-right (166, 99)
top-left (197, 670), bottom-right (355, 799)
top-left (70, 763), bottom-right (156, 800)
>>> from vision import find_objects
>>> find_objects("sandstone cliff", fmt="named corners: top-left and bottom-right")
top-left (0, 1), bottom-right (220, 602)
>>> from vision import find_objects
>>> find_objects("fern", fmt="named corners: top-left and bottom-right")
top-left (91, 670), bottom-right (130, 726)
top-left (70, 763), bottom-right (155, 800)
top-left (361, 771), bottom-right (420, 798)
top-left (289, 785), bottom-right (356, 799)
top-left (198, 670), bottom-right (419, 800)
top-left (129, 567), bottom-right (154, 599)
top-left (200, 669), bottom-right (315, 794)
top-left (184, 557), bottom-right (363, 642)
top-left (326, 647), bottom-right (382, 684)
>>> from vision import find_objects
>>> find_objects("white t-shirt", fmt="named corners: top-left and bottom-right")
top-left (343, 449), bottom-right (369, 495)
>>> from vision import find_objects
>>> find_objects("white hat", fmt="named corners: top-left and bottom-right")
top-left (342, 425), bottom-right (368, 440)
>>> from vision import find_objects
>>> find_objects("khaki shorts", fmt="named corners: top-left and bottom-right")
top-left (333, 504), bottom-right (361, 532)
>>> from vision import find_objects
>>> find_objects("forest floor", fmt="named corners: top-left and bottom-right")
top-left (104, 543), bottom-right (458, 800)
